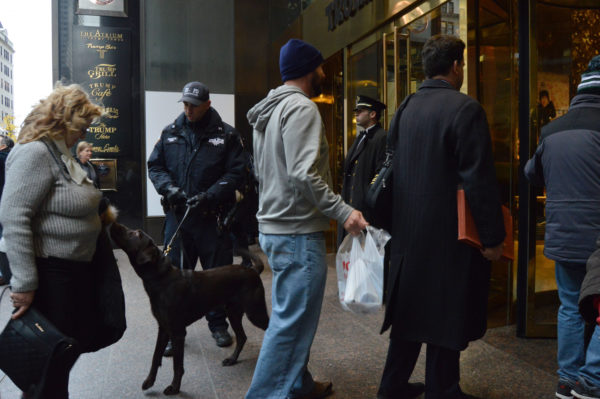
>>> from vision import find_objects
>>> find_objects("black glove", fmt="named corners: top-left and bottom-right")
top-left (166, 186), bottom-right (187, 206)
top-left (186, 192), bottom-right (210, 209)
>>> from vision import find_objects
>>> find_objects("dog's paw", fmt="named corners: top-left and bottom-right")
top-left (222, 357), bottom-right (238, 367)
top-left (142, 377), bottom-right (155, 390)
top-left (164, 385), bottom-right (180, 395)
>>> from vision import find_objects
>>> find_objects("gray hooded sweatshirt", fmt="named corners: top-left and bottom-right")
top-left (247, 85), bottom-right (353, 234)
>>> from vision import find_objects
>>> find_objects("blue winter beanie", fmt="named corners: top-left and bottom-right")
top-left (577, 55), bottom-right (600, 95)
top-left (279, 39), bottom-right (324, 82)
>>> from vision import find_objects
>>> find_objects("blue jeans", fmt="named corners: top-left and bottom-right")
top-left (245, 232), bottom-right (328, 399)
top-left (556, 261), bottom-right (600, 386)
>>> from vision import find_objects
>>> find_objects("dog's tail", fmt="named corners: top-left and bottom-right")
top-left (100, 203), bottom-right (119, 226)
top-left (235, 248), bottom-right (264, 274)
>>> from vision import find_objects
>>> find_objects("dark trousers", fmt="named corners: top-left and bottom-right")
top-left (229, 220), bottom-right (251, 266)
top-left (163, 211), bottom-right (232, 332)
top-left (32, 257), bottom-right (95, 399)
top-left (379, 338), bottom-right (462, 399)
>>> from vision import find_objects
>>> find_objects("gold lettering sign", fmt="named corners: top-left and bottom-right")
top-left (91, 86), bottom-right (113, 100)
top-left (88, 64), bottom-right (117, 80)
top-left (103, 107), bottom-right (119, 119)
top-left (86, 43), bottom-right (117, 59)
top-left (92, 144), bottom-right (121, 153)
top-left (80, 30), bottom-right (124, 42)
top-left (74, 26), bottom-right (130, 160)
top-left (89, 122), bottom-right (117, 140)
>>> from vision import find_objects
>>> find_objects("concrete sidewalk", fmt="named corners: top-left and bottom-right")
top-left (0, 247), bottom-right (556, 398)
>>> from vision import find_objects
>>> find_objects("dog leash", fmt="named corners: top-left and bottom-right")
top-left (163, 205), bottom-right (192, 257)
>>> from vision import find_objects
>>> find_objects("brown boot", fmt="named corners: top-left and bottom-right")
top-left (294, 381), bottom-right (333, 399)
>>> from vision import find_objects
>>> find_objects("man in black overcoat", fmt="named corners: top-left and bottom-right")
top-left (377, 35), bottom-right (505, 399)
top-left (338, 95), bottom-right (388, 244)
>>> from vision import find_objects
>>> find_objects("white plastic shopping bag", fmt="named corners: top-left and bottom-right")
top-left (335, 226), bottom-right (391, 314)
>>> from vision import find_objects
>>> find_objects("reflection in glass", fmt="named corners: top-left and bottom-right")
top-left (527, 3), bottom-right (600, 334)
top-left (347, 41), bottom-right (382, 146)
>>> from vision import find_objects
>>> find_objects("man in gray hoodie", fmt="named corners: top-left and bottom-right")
top-left (246, 39), bottom-right (368, 399)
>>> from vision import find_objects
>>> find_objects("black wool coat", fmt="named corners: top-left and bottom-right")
top-left (338, 123), bottom-right (388, 244)
top-left (381, 79), bottom-right (506, 351)
top-left (580, 236), bottom-right (600, 324)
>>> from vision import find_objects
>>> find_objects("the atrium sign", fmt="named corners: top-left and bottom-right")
top-left (325, 0), bottom-right (373, 31)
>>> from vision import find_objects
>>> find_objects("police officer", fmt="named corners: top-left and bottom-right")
top-left (148, 81), bottom-right (246, 352)
top-left (338, 95), bottom-right (388, 243)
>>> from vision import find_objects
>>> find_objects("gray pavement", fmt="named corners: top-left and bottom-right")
top-left (0, 247), bottom-right (556, 398)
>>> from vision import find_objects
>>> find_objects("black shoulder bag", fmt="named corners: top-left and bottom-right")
top-left (0, 286), bottom-right (78, 398)
top-left (365, 94), bottom-right (413, 209)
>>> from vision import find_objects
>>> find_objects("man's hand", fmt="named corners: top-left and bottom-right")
top-left (186, 192), bottom-right (209, 209)
top-left (480, 242), bottom-right (504, 261)
top-left (166, 186), bottom-right (187, 206)
top-left (10, 291), bottom-right (35, 320)
top-left (343, 210), bottom-right (369, 236)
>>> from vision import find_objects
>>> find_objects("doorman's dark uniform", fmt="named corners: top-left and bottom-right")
top-left (338, 96), bottom-right (388, 244)
top-left (147, 108), bottom-right (245, 333)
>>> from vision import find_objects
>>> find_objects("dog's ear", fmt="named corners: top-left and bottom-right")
top-left (135, 247), bottom-right (157, 265)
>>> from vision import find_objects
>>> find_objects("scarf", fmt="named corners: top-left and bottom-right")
top-left (52, 139), bottom-right (92, 186)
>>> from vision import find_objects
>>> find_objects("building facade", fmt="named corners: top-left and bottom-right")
top-left (0, 21), bottom-right (14, 123)
top-left (52, 0), bottom-right (600, 337)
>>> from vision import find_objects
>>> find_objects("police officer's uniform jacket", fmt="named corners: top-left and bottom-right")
top-left (148, 107), bottom-right (246, 224)
top-left (338, 122), bottom-right (387, 242)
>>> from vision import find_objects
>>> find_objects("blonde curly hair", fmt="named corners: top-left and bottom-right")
top-left (18, 83), bottom-right (103, 144)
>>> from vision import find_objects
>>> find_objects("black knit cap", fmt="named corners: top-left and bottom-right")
top-left (577, 55), bottom-right (600, 95)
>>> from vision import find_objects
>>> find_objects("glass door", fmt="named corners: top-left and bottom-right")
top-left (315, 51), bottom-right (344, 252)
top-left (522, 0), bottom-right (600, 337)
top-left (383, 30), bottom-right (410, 128)
top-left (347, 39), bottom-right (383, 146)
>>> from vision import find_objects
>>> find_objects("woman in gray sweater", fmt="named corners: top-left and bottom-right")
top-left (0, 83), bottom-right (103, 398)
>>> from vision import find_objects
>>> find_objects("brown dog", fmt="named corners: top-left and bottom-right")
top-left (109, 222), bottom-right (269, 395)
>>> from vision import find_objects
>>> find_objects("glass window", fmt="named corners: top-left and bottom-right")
top-left (145, 0), bottom-right (235, 92)
top-left (522, 1), bottom-right (600, 336)
top-left (347, 41), bottom-right (382, 143)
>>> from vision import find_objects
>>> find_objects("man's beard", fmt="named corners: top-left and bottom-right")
top-left (311, 72), bottom-right (323, 97)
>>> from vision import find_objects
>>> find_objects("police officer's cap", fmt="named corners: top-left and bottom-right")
top-left (354, 95), bottom-right (386, 113)
top-left (179, 81), bottom-right (210, 106)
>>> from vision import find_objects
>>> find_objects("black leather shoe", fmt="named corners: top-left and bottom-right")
top-left (163, 340), bottom-right (174, 357)
top-left (378, 382), bottom-right (425, 399)
top-left (212, 330), bottom-right (233, 347)
top-left (289, 380), bottom-right (333, 399)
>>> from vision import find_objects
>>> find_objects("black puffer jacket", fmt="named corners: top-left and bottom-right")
top-left (524, 94), bottom-right (600, 263)
top-left (147, 108), bottom-right (246, 207)
top-left (580, 237), bottom-right (600, 324)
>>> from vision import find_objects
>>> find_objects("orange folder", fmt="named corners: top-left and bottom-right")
top-left (457, 189), bottom-right (514, 261)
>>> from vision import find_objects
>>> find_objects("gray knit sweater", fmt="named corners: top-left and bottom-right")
top-left (0, 139), bottom-right (102, 292)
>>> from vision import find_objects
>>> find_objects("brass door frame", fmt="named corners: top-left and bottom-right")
top-left (382, 29), bottom-right (411, 127)
top-left (524, 0), bottom-right (557, 338)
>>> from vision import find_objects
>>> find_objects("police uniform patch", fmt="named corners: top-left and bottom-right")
top-left (209, 138), bottom-right (225, 146)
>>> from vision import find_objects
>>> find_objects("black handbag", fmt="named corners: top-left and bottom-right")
top-left (0, 286), bottom-right (78, 398)
top-left (84, 228), bottom-right (127, 353)
top-left (365, 94), bottom-right (413, 209)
